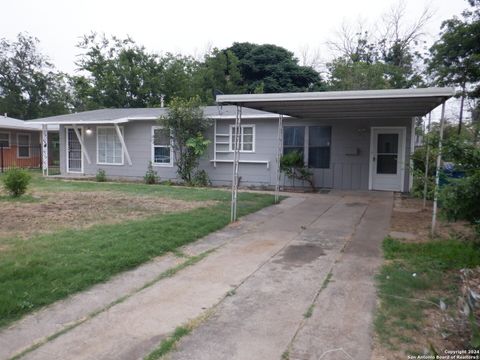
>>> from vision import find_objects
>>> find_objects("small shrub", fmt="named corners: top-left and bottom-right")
top-left (191, 169), bottom-right (210, 187)
top-left (440, 170), bottom-right (480, 224)
top-left (280, 151), bottom-right (315, 190)
top-left (2, 167), bottom-right (32, 197)
top-left (144, 162), bottom-right (159, 184)
top-left (96, 169), bottom-right (107, 182)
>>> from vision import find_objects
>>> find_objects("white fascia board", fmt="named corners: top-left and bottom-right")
top-left (29, 118), bottom-right (131, 125)
top-left (210, 114), bottom-right (290, 119)
top-left (216, 87), bottom-right (456, 104)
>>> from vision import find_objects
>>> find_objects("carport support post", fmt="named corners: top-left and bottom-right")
top-left (275, 115), bottom-right (283, 203)
top-left (41, 124), bottom-right (48, 176)
top-left (431, 102), bottom-right (446, 235)
top-left (423, 112), bottom-right (432, 209)
top-left (231, 105), bottom-right (242, 222)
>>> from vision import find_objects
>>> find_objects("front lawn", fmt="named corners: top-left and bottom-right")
top-left (375, 237), bottom-right (480, 358)
top-left (0, 175), bottom-right (276, 328)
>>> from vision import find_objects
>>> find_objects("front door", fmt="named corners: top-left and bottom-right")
top-left (66, 128), bottom-right (83, 173)
top-left (370, 128), bottom-right (405, 191)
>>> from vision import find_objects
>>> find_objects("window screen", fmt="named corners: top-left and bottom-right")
top-left (308, 126), bottom-right (331, 168)
top-left (17, 134), bottom-right (30, 158)
top-left (283, 126), bottom-right (305, 156)
top-left (153, 128), bottom-right (171, 165)
top-left (0, 133), bottom-right (9, 147)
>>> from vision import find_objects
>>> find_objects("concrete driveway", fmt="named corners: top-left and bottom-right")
top-left (1, 191), bottom-right (392, 360)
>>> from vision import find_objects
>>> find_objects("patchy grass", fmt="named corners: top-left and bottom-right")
top-left (374, 237), bottom-right (480, 357)
top-left (0, 175), bottom-right (277, 328)
top-left (144, 326), bottom-right (191, 360)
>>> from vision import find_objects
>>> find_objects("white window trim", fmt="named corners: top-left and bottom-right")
top-left (229, 124), bottom-right (255, 153)
top-left (96, 126), bottom-right (125, 166)
top-left (0, 131), bottom-right (11, 149)
top-left (151, 126), bottom-right (173, 167)
top-left (17, 133), bottom-right (31, 158)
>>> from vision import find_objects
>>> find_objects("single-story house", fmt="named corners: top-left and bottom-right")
top-left (0, 115), bottom-right (59, 171)
top-left (29, 88), bottom-right (454, 192)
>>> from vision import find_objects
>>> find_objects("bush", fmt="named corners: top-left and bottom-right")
top-left (96, 169), bottom-right (107, 182)
top-left (191, 169), bottom-right (210, 187)
top-left (280, 151), bottom-right (315, 190)
top-left (2, 168), bottom-right (32, 197)
top-left (144, 162), bottom-right (158, 184)
top-left (440, 170), bottom-right (480, 228)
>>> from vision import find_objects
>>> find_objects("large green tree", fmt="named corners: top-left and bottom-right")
top-left (227, 42), bottom-right (324, 93)
top-left (74, 33), bottom-right (165, 109)
top-left (428, 0), bottom-right (480, 133)
top-left (0, 33), bottom-right (72, 119)
top-left (195, 48), bottom-right (244, 103)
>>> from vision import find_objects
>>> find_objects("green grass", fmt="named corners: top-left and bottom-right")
top-left (0, 175), bottom-right (277, 328)
top-left (375, 236), bottom-right (480, 348)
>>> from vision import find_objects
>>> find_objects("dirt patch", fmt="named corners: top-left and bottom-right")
top-left (0, 191), bottom-right (216, 240)
top-left (390, 195), bottom-right (474, 242)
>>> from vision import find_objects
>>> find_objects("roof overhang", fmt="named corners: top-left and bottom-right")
top-left (216, 87), bottom-right (456, 120)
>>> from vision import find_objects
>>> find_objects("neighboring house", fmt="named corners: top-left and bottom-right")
top-left (29, 88), bottom-right (454, 192)
top-left (0, 115), bottom-right (45, 171)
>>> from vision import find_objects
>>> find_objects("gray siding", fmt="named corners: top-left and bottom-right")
top-left (58, 117), bottom-right (413, 192)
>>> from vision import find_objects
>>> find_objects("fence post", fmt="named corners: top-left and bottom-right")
top-left (1, 144), bottom-right (3, 173)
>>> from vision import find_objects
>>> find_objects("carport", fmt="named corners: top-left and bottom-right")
top-left (216, 87), bottom-right (455, 232)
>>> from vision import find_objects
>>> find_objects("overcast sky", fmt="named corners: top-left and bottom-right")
top-left (1, 0), bottom-right (469, 121)
top-left (1, 0), bottom-right (467, 74)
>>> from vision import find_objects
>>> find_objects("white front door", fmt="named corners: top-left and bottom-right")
top-left (370, 127), bottom-right (405, 191)
top-left (66, 128), bottom-right (83, 173)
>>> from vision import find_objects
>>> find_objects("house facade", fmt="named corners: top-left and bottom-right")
top-left (29, 88), bottom-right (455, 192)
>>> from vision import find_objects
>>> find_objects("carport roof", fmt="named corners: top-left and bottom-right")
top-left (216, 87), bottom-right (456, 120)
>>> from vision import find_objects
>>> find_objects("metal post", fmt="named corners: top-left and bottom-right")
top-left (42, 124), bottom-right (49, 176)
top-left (230, 106), bottom-right (242, 222)
top-left (431, 103), bottom-right (446, 235)
top-left (0, 144), bottom-right (3, 173)
top-left (275, 114), bottom-right (283, 203)
top-left (423, 112), bottom-right (432, 209)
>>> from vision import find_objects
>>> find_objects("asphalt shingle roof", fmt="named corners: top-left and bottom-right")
top-left (27, 106), bottom-right (278, 124)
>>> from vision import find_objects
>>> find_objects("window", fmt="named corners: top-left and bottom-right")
top-left (0, 132), bottom-right (10, 148)
top-left (152, 127), bottom-right (172, 166)
top-left (283, 126), bottom-right (305, 156)
top-left (97, 127), bottom-right (123, 165)
top-left (308, 126), bottom-right (331, 169)
top-left (230, 125), bottom-right (255, 152)
top-left (17, 134), bottom-right (30, 158)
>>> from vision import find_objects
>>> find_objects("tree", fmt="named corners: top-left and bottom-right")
top-left (0, 33), bottom-right (72, 119)
top-left (326, 3), bottom-right (430, 90)
top-left (74, 33), bottom-right (165, 109)
top-left (158, 97), bottom-right (211, 184)
top-left (428, 1), bottom-right (480, 134)
top-left (228, 42), bottom-right (324, 93)
top-left (195, 48), bottom-right (244, 103)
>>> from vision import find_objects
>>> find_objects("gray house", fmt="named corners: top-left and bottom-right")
top-left (29, 88), bottom-right (454, 192)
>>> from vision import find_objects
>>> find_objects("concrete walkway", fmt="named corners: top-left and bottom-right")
top-left (0, 191), bottom-right (392, 360)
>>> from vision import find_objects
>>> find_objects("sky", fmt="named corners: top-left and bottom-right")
top-left (0, 0), bottom-right (469, 121)
top-left (1, 0), bottom-right (467, 74)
